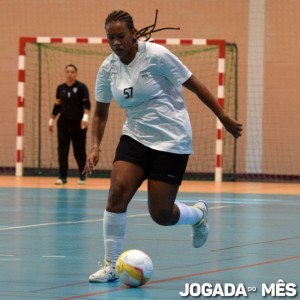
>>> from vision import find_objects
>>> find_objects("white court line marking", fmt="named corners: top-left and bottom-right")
top-left (0, 205), bottom-right (232, 232)
top-left (0, 213), bottom-right (149, 232)
top-left (177, 196), bottom-right (300, 204)
top-left (209, 205), bottom-right (232, 210)
top-left (0, 254), bottom-right (19, 261)
top-left (42, 256), bottom-right (66, 258)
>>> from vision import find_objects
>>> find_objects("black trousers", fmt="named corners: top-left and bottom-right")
top-left (57, 120), bottom-right (87, 178)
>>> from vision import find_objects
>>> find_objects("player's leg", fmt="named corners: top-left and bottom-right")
top-left (147, 151), bottom-right (209, 248)
top-left (56, 123), bottom-right (70, 184)
top-left (148, 180), bottom-right (209, 247)
top-left (71, 123), bottom-right (87, 183)
top-left (89, 161), bottom-right (145, 283)
top-left (89, 136), bottom-right (146, 283)
top-left (147, 179), bottom-right (204, 225)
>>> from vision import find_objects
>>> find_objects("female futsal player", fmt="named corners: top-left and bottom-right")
top-left (84, 10), bottom-right (243, 282)
top-left (49, 64), bottom-right (91, 185)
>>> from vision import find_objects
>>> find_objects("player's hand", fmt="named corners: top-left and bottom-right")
top-left (81, 120), bottom-right (88, 130)
top-left (220, 115), bottom-right (243, 139)
top-left (48, 118), bottom-right (55, 132)
top-left (83, 147), bottom-right (100, 175)
top-left (81, 113), bottom-right (89, 129)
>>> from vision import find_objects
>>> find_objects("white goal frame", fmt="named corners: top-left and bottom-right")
top-left (16, 36), bottom-right (226, 181)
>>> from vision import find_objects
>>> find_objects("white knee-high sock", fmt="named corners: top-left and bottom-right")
top-left (175, 202), bottom-right (203, 225)
top-left (103, 210), bottom-right (127, 265)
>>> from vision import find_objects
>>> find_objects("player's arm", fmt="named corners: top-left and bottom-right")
top-left (84, 102), bottom-right (110, 174)
top-left (183, 74), bottom-right (243, 138)
top-left (48, 99), bottom-right (62, 132)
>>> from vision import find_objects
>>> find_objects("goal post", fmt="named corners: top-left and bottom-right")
top-left (16, 36), bottom-right (237, 181)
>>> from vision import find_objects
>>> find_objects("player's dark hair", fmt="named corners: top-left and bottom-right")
top-left (65, 64), bottom-right (78, 72)
top-left (105, 10), bottom-right (180, 41)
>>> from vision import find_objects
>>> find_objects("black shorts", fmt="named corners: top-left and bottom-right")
top-left (114, 135), bottom-right (189, 185)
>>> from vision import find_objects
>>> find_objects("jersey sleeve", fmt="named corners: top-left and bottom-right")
top-left (157, 46), bottom-right (192, 85)
top-left (81, 83), bottom-right (90, 100)
top-left (81, 83), bottom-right (91, 110)
top-left (55, 84), bottom-right (61, 99)
top-left (95, 61), bottom-right (113, 103)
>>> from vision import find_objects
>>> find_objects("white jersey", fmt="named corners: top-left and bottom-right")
top-left (95, 40), bottom-right (193, 154)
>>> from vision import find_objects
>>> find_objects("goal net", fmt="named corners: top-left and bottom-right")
top-left (16, 37), bottom-right (238, 181)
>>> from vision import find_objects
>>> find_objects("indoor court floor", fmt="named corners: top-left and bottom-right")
top-left (0, 176), bottom-right (299, 299)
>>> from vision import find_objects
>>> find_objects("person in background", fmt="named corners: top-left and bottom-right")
top-left (84, 10), bottom-right (243, 283)
top-left (49, 64), bottom-right (91, 185)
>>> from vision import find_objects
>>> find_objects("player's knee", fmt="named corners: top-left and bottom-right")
top-left (150, 209), bottom-right (174, 226)
top-left (106, 181), bottom-right (128, 212)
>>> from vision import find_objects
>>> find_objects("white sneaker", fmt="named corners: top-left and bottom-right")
top-left (54, 178), bottom-right (67, 185)
top-left (192, 201), bottom-right (209, 248)
top-left (78, 175), bottom-right (86, 185)
top-left (89, 260), bottom-right (118, 283)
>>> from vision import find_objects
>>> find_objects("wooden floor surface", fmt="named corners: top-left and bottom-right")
top-left (0, 175), bottom-right (299, 194)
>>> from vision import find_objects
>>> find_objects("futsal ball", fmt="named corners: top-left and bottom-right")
top-left (116, 249), bottom-right (153, 287)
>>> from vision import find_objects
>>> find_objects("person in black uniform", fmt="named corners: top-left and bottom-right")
top-left (48, 64), bottom-right (91, 185)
